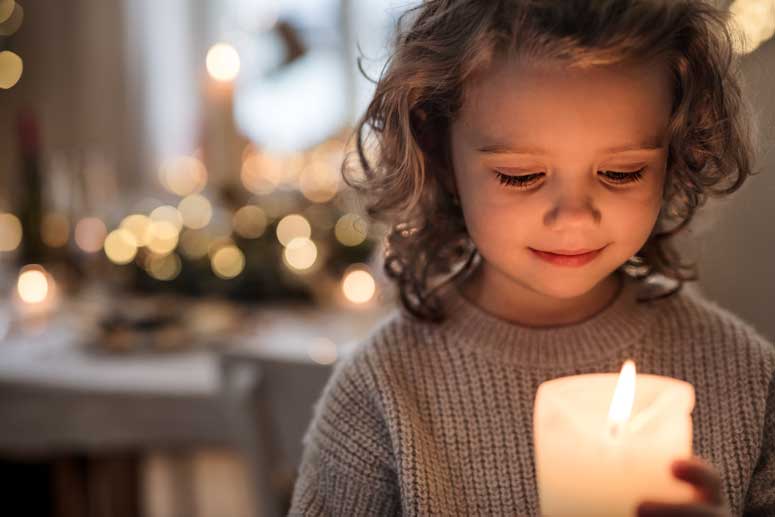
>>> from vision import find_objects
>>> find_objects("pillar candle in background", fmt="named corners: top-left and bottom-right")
top-left (533, 360), bottom-right (696, 517)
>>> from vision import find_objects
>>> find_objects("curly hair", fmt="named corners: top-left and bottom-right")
top-left (343, 0), bottom-right (760, 322)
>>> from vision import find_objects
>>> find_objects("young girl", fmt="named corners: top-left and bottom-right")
top-left (289, 1), bottom-right (773, 515)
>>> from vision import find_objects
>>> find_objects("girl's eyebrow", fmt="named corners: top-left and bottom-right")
top-left (477, 138), bottom-right (665, 156)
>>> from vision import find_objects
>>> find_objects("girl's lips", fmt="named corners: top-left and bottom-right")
top-left (529, 246), bottom-right (605, 267)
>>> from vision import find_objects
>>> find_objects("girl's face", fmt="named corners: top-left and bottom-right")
top-left (449, 56), bottom-right (672, 307)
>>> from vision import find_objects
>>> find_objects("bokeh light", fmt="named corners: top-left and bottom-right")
top-left (0, 212), bottom-right (22, 252)
top-left (120, 214), bottom-right (152, 247)
top-left (104, 228), bottom-right (138, 265)
top-left (179, 229), bottom-right (211, 260)
top-left (730, 0), bottom-right (775, 54)
top-left (159, 156), bottom-right (208, 197)
top-left (0, 1), bottom-right (22, 36)
top-left (276, 214), bottom-right (311, 246)
top-left (233, 205), bottom-right (268, 239)
top-left (145, 221), bottom-right (179, 255)
top-left (334, 213), bottom-right (369, 247)
top-left (282, 237), bottom-right (317, 271)
top-left (0, 50), bottom-right (22, 89)
top-left (146, 253), bottom-right (182, 281)
top-left (0, 0), bottom-right (14, 24)
top-left (149, 205), bottom-right (183, 232)
top-left (210, 245), bottom-right (245, 279)
top-left (41, 213), bottom-right (69, 248)
top-left (206, 43), bottom-right (240, 82)
top-left (178, 194), bottom-right (213, 230)
top-left (241, 151), bottom-right (285, 195)
top-left (342, 268), bottom-right (376, 304)
top-left (17, 266), bottom-right (49, 304)
top-left (74, 217), bottom-right (107, 253)
top-left (307, 337), bottom-right (338, 365)
top-left (299, 158), bottom-right (340, 203)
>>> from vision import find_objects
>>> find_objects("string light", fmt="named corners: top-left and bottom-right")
top-left (17, 266), bottom-right (49, 304)
top-left (276, 214), bottom-right (311, 246)
top-left (729, 0), bottom-right (775, 54)
top-left (342, 267), bottom-right (376, 304)
top-left (334, 213), bottom-right (369, 247)
top-left (282, 237), bottom-right (318, 271)
top-left (74, 217), bottom-right (107, 253)
top-left (233, 205), bottom-right (268, 239)
top-left (120, 214), bottom-right (152, 247)
top-left (146, 253), bottom-right (182, 281)
top-left (104, 228), bottom-right (138, 265)
top-left (210, 244), bottom-right (245, 279)
top-left (0, 0), bottom-right (22, 36)
top-left (41, 213), bottom-right (69, 248)
top-left (0, 51), bottom-right (22, 89)
top-left (178, 194), bottom-right (212, 230)
top-left (0, 212), bottom-right (22, 252)
top-left (160, 156), bottom-right (207, 197)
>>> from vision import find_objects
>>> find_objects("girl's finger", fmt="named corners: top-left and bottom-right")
top-left (672, 458), bottom-right (724, 506)
top-left (637, 501), bottom-right (721, 517)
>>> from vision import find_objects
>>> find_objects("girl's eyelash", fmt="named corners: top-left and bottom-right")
top-left (494, 167), bottom-right (646, 189)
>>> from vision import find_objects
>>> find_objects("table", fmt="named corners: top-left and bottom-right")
top-left (0, 300), bottom-right (393, 517)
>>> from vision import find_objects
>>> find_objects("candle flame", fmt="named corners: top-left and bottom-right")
top-left (607, 359), bottom-right (636, 436)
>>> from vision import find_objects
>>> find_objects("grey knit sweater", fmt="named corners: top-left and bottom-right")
top-left (288, 274), bottom-right (775, 516)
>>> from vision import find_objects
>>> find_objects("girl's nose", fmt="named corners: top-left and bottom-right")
top-left (544, 190), bottom-right (602, 229)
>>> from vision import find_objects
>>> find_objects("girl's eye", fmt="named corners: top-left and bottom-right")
top-left (493, 167), bottom-right (646, 190)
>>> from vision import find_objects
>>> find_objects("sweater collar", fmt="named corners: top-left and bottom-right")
top-left (438, 272), bottom-right (654, 368)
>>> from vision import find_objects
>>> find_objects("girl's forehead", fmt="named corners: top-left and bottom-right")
top-left (457, 57), bottom-right (673, 149)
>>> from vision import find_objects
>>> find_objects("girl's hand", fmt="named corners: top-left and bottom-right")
top-left (636, 456), bottom-right (732, 517)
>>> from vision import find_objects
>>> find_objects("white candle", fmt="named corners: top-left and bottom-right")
top-left (533, 360), bottom-right (696, 517)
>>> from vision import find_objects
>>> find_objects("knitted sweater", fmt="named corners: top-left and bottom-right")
top-left (288, 274), bottom-right (775, 516)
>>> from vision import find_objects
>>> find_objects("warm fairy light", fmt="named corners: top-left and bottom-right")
top-left (342, 268), bottom-right (376, 304)
top-left (233, 205), bottom-right (268, 239)
top-left (17, 267), bottom-right (49, 304)
top-left (206, 42), bottom-right (240, 82)
top-left (120, 214), bottom-right (152, 247)
top-left (282, 237), bottom-right (317, 271)
top-left (74, 217), bottom-right (107, 253)
top-left (149, 205), bottom-right (183, 232)
top-left (276, 214), bottom-right (311, 246)
top-left (146, 253), bottom-right (181, 281)
top-left (104, 228), bottom-right (138, 265)
top-left (210, 244), bottom-right (245, 279)
top-left (0, 50), bottom-right (22, 89)
top-left (145, 221), bottom-right (179, 255)
top-left (178, 194), bottom-right (212, 230)
top-left (41, 213), bottom-right (69, 248)
top-left (299, 159), bottom-right (340, 203)
top-left (607, 359), bottom-right (637, 437)
top-left (179, 229), bottom-right (210, 260)
top-left (0, 0), bottom-right (22, 36)
top-left (241, 151), bottom-right (285, 195)
top-left (729, 0), bottom-right (775, 54)
top-left (0, 212), bottom-right (22, 251)
top-left (159, 156), bottom-right (208, 197)
top-left (334, 213), bottom-right (369, 247)
top-left (0, 0), bottom-right (15, 24)
top-left (307, 337), bottom-right (338, 365)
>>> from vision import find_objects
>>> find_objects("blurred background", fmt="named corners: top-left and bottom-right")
top-left (0, 1), bottom-right (772, 516)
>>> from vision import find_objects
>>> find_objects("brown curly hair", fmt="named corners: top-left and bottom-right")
top-left (343, 0), bottom-right (760, 322)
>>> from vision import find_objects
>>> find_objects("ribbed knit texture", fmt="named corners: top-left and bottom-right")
top-left (288, 274), bottom-right (775, 516)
